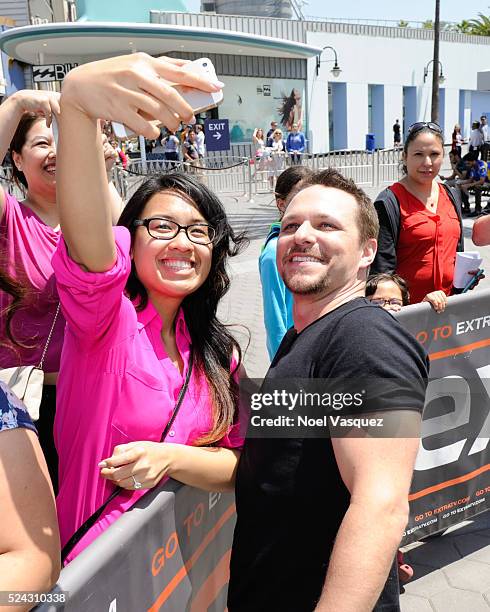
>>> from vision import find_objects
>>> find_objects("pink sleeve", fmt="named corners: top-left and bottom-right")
top-left (217, 352), bottom-right (247, 450)
top-left (52, 226), bottom-right (133, 351)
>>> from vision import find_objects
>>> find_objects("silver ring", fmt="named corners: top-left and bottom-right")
top-left (132, 475), bottom-right (142, 490)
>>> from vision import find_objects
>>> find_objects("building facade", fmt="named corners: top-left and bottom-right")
top-left (154, 12), bottom-right (490, 152)
top-left (2, 6), bottom-right (490, 153)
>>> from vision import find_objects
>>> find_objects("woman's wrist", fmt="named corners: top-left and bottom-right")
top-left (163, 442), bottom-right (183, 477)
top-left (5, 91), bottom-right (27, 117)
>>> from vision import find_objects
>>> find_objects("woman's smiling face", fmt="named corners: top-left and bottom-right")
top-left (12, 117), bottom-right (57, 197)
top-left (132, 191), bottom-right (213, 300)
top-left (404, 131), bottom-right (444, 185)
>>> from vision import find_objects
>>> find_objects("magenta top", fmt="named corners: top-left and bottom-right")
top-left (52, 227), bottom-right (243, 563)
top-left (0, 193), bottom-right (65, 372)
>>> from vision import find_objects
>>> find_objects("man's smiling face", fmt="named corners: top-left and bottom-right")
top-left (277, 185), bottom-right (372, 298)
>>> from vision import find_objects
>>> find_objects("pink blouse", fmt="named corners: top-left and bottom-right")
top-left (52, 227), bottom-right (243, 562)
top-left (0, 194), bottom-right (64, 371)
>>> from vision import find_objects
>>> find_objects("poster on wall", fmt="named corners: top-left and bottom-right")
top-left (219, 76), bottom-right (305, 143)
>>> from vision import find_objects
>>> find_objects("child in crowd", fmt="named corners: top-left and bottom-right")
top-left (365, 272), bottom-right (410, 313)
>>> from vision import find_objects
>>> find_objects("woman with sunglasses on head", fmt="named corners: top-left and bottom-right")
top-left (371, 122), bottom-right (465, 314)
top-left (0, 90), bottom-right (120, 492)
top-left (53, 53), bottom-right (244, 562)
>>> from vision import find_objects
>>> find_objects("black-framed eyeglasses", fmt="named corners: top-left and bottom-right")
top-left (134, 217), bottom-right (216, 245)
top-left (369, 297), bottom-right (403, 308)
top-left (408, 121), bottom-right (442, 136)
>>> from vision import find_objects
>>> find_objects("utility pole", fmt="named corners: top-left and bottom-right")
top-left (431, 0), bottom-right (440, 122)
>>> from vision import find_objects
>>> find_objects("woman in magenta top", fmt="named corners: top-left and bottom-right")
top-left (55, 54), bottom-right (242, 562)
top-left (0, 91), bottom-right (62, 488)
top-left (0, 91), bottom-right (121, 491)
top-left (371, 122), bottom-right (464, 313)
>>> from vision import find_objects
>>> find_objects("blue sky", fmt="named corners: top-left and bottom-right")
top-left (185, 1), bottom-right (489, 23)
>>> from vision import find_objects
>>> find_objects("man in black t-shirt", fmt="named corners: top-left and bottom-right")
top-left (228, 169), bottom-right (429, 612)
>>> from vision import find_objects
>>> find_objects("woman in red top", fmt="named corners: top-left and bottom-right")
top-left (371, 122), bottom-right (463, 313)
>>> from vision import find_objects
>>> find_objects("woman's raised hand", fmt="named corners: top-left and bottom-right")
top-left (10, 89), bottom-right (60, 126)
top-left (61, 53), bottom-right (223, 138)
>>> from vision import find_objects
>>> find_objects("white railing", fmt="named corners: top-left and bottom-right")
top-left (0, 145), bottom-right (446, 209)
top-left (116, 156), bottom-right (250, 202)
top-left (113, 149), bottom-right (405, 202)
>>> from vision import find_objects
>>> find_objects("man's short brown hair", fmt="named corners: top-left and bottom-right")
top-left (295, 168), bottom-right (379, 245)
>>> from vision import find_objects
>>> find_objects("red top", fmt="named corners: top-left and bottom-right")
top-left (390, 182), bottom-right (461, 304)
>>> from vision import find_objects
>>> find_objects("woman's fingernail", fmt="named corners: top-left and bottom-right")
top-left (212, 80), bottom-right (225, 89)
top-left (98, 461), bottom-right (107, 468)
top-left (189, 117), bottom-right (197, 125)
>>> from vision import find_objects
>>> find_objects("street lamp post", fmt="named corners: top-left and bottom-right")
top-left (431, 0), bottom-right (441, 123)
top-left (423, 59), bottom-right (445, 85)
top-left (316, 45), bottom-right (342, 77)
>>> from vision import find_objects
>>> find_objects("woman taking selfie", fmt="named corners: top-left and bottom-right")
top-left (54, 53), bottom-right (245, 562)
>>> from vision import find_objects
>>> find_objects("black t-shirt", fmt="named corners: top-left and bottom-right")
top-left (393, 123), bottom-right (401, 138)
top-left (228, 298), bottom-right (429, 612)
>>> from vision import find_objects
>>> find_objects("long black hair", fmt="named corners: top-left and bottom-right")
top-left (118, 172), bottom-right (248, 445)
top-left (278, 89), bottom-right (300, 129)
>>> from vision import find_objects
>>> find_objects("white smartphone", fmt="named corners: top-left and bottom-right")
top-left (112, 57), bottom-right (223, 139)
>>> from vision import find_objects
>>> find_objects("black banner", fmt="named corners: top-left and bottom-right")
top-left (399, 290), bottom-right (490, 543)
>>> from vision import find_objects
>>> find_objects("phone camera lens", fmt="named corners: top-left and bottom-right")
top-left (203, 62), bottom-right (208, 67)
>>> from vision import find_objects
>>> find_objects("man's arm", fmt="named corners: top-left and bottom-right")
top-left (315, 411), bottom-right (421, 612)
top-left (473, 214), bottom-right (490, 245)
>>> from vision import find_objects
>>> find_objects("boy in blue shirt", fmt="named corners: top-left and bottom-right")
top-left (259, 166), bottom-right (312, 359)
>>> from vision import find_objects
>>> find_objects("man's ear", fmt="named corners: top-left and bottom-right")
top-left (360, 238), bottom-right (377, 271)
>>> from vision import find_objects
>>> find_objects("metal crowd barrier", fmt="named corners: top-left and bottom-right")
top-left (249, 148), bottom-right (404, 195)
top-left (0, 144), bottom-right (455, 207)
top-left (115, 156), bottom-right (250, 202)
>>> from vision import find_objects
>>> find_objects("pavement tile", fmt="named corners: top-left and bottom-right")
top-left (404, 537), bottom-right (462, 569)
top-left (429, 588), bottom-right (490, 611)
top-left (403, 567), bottom-right (450, 597)
top-left (400, 593), bottom-right (434, 612)
top-left (443, 558), bottom-right (490, 593)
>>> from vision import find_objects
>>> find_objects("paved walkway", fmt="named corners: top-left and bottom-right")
top-left (217, 188), bottom-right (490, 611)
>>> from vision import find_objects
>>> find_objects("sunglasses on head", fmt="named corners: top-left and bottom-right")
top-left (408, 121), bottom-right (442, 135)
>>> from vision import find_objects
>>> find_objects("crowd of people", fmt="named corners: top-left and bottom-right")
top-left (112, 122), bottom-right (207, 169)
top-left (1, 51), bottom-right (489, 612)
top-left (253, 120), bottom-right (306, 188)
top-left (437, 116), bottom-right (490, 217)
